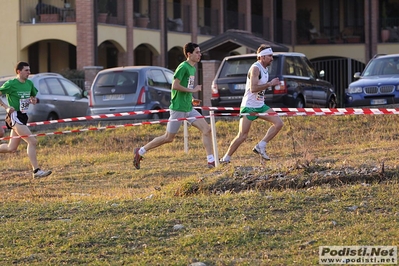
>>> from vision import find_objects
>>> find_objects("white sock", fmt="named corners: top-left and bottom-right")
top-left (207, 155), bottom-right (215, 162)
top-left (139, 147), bottom-right (146, 156)
top-left (258, 140), bottom-right (267, 149)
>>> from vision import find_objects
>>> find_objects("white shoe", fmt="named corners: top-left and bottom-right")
top-left (33, 169), bottom-right (52, 178)
top-left (252, 145), bottom-right (270, 160)
top-left (219, 158), bottom-right (231, 164)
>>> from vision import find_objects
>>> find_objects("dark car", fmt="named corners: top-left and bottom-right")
top-left (345, 54), bottom-right (399, 107)
top-left (211, 52), bottom-right (337, 108)
top-left (0, 73), bottom-right (88, 122)
top-left (88, 66), bottom-right (173, 120)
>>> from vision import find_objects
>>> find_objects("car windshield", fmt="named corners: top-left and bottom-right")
top-left (219, 56), bottom-right (278, 78)
top-left (95, 71), bottom-right (138, 91)
top-left (362, 57), bottom-right (399, 76)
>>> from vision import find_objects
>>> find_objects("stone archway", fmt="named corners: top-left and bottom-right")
top-left (26, 40), bottom-right (77, 74)
top-left (134, 44), bottom-right (159, 66)
top-left (98, 40), bottom-right (125, 69)
top-left (168, 46), bottom-right (184, 71)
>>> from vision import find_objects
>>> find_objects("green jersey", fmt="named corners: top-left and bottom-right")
top-left (0, 78), bottom-right (37, 113)
top-left (169, 61), bottom-right (196, 112)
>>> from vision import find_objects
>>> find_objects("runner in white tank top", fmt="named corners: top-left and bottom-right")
top-left (220, 45), bottom-right (284, 163)
top-left (241, 61), bottom-right (270, 108)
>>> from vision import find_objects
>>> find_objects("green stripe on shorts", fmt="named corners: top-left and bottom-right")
top-left (240, 105), bottom-right (270, 121)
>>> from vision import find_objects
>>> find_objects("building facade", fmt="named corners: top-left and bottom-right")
top-left (1, 0), bottom-right (399, 101)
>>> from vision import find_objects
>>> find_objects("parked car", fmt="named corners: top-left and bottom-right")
top-left (0, 73), bottom-right (88, 122)
top-left (345, 53), bottom-right (399, 107)
top-left (211, 52), bottom-right (337, 108)
top-left (88, 66), bottom-right (173, 120)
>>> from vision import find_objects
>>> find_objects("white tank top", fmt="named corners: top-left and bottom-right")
top-left (240, 61), bottom-right (269, 108)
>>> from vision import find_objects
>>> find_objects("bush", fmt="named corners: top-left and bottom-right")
top-left (59, 69), bottom-right (85, 80)
top-left (59, 69), bottom-right (85, 89)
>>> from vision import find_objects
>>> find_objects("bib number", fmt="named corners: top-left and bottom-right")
top-left (20, 98), bottom-right (30, 113)
top-left (256, 91), bottom-right (265, 101)
top-left (188, 76), bottom-right (195, 89)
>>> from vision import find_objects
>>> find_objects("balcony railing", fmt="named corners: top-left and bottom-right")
top-left (197, 6), bottom-right (220, 36)
top-left (297, 25), bottom-right (365, 45)
top-left (380, 17), bottom-right (399, 43)
top-left (20, 0), bottom-right (125, 25)
top-left (96, 0), bottom-right (125, 25)
top-left (166, 2), bottom-right (191, 33)
top-left (224, 10), bottom-right (245, 32)
top-left (20, 0), bottom-right (76, 24)
top-left (252, 15), bottom-right (270, 40)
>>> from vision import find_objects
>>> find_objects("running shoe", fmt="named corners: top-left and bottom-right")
top-left (33, 168), bottom-right (52, 178)
top-left (207, 161), bottom-right (215, 168)
top-left (219, 158), bottom-right (231, 164)
top-left (252, 144), bottom-right (270, 160)
top-left (133, 148), bottom-right (143, 169)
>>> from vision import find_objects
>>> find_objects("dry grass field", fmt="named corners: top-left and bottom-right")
top-left (0, 113), bottom-right (398, 265)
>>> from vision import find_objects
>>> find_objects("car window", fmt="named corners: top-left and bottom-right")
top-left (363, 57), bottom-right (399, 76)
top-left (96, 73), bottom-right (115, 86)
top-left (268, 56), bottom-right (279, 77)
top-left (95, 71), bottom-right (138, 93)
top-left (283, 57), bottom-right (296, 75)
top-left (46, 78), bottom-right (65, 95)
top-left (59, 78), bottom-right (82, 97)
top-left (287, 56), bottom-right (308, 77)
top-left (38, 79), bottom-right (50, 95)
top-left (302, 57), bottom-right (317, 79)
top-left (220, 58), bottom-right (256, 78)
top-left (148, 69), bottom-right (171, 89)
top-left (164, 70), bottom-right (174, 84)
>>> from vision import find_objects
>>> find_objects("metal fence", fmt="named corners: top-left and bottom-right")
top-left (311, 58), bottom-right (365, 107)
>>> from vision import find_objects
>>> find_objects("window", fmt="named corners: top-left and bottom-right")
top-left (344, 0), bottom-right (364, 37)
top-left (38, 79), bottom-right (50, 95)
top-left (115, 72), bottom-right (138, 92)
top-left (302, 57), bottom-right (317, 79)
top-left (283, 57), bottom-right (296, 75)
top-left (60, 79), bottom-right (82, 97)
top-left (283, 56), bottom-right (307, 76)
top-left (220, 58), bottom-right (255, 78)
top-left (148, 69), bottom-right (170, 89)
top-left (320, 0), bottom-right (340, 38)
top-left (46, 78), bottom-right (65, 95)
top-left (164, 70), bottom-right (174, 85)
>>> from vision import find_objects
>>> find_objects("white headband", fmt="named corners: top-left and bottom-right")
top-left (257, 48), bottom-right (273, 57)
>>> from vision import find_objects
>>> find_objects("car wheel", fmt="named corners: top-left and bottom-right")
top-left (47, 112), bottom-right (59, 121)
top-left (295, 97), bottom-right (305, 108)
top-left (151, 112), bottom-right (162, 120)
top-left (328, 97), bottom-right (337, 108)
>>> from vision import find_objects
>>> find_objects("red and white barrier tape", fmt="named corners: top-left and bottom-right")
top-left (201, 106), bottom-right (399, 114)
top-left (0, 109), bottom-right (169, 129)
top-left (2, 106), bottom-right (399, 140)
top-left (1, 107), bottom-right (399, 129)
top-left (0, 115), bottom-right (207, 140)
top-left (26, 109), bottom-right (170, 127)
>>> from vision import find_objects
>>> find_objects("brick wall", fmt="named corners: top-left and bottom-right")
top-left (83, 66), bottom-right (103, 91)
top-left (76, 0), bottom-right (95, 69)
top-left (201, 60), bottom-right (221, 113)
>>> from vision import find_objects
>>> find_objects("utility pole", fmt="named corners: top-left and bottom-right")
top-left (93, 0), bottom-right (98, 65)
top-left (164, 0), bottom-right (168, 68)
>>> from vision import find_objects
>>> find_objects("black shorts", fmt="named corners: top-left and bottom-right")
top-left (5, 111), bottom-right (29, 129)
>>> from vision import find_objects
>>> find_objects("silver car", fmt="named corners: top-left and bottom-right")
top-left (0, 73), bottom-right (88, 122)
top-left (88, 66), bottom-right (173, 120)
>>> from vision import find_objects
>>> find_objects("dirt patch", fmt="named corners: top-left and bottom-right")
top-left (176, 160), bottom-right (397, 196)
